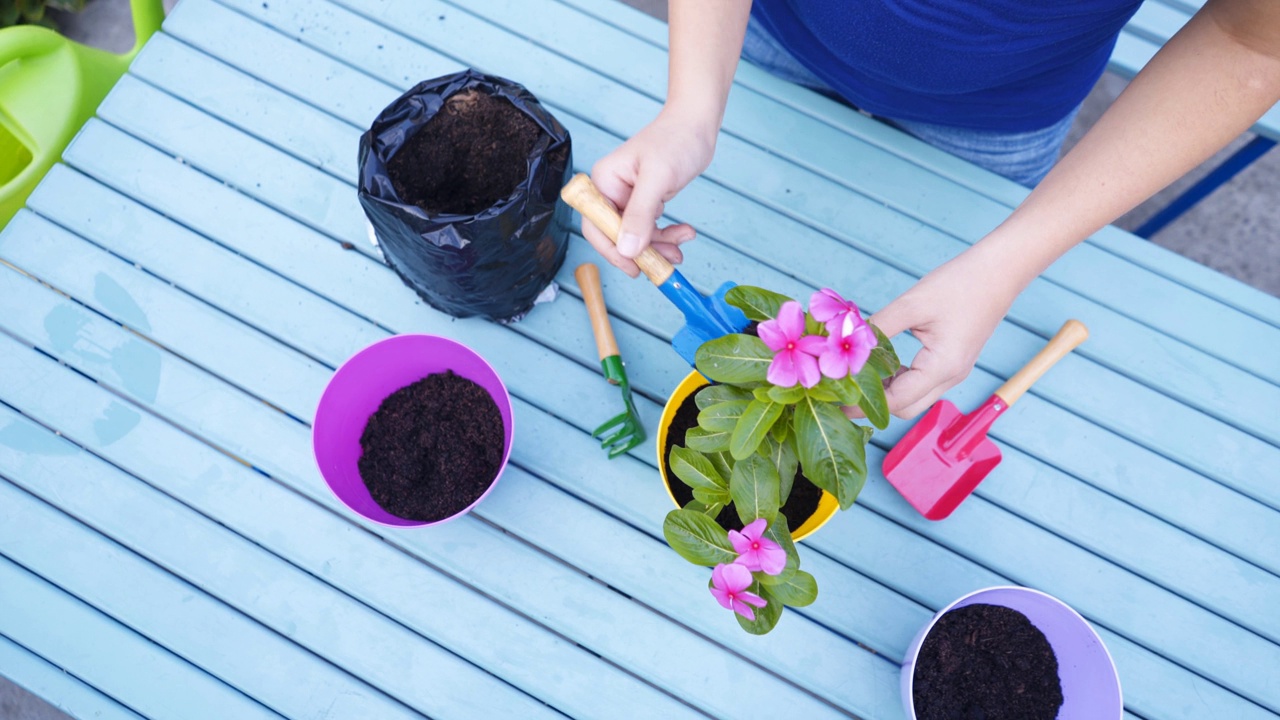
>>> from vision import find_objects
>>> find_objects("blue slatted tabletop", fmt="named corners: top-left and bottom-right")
top-left (2, 0), bottom-right (1279, 717)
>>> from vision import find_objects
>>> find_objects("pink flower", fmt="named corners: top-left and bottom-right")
top-left (729, 518), bottom-right (787, 575)
top-left (710, 562), bottom-right (768, 621)
top-left (757, 301), bottom-right (825, 388)
top-left (818, 315), bottom-right (878, 379)
top-left (809, 289), bottom-right (860, 332)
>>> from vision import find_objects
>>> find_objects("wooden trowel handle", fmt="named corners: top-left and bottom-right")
top-left (574, 263), bottom-right (620, 361)
top-left (561, 173), bottom-right (675, 286)
top-left (994, 319), bottom-right (1089, 407)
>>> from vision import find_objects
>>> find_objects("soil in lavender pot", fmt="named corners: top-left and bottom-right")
top-left (358, 370), bottom-right (504, 522)
top-left (661, 387), bottom-right (822, 533)
top-left (912, 603), bottom-right (1064, 720)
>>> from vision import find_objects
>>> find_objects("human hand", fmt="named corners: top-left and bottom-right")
top-left (582, 111), bottom-right (716, 278)
top-left (858, 248), bottom-right (1023, 419)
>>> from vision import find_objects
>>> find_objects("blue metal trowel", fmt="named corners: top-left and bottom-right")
top-left (561, 174), bottom-right (749, 366)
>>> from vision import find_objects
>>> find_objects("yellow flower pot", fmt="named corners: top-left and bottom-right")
top-left (657, 370), bottom-right (839, 542)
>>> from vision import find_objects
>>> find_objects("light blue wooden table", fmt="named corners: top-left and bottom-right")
top-left (2, 0), bottom-right (1279, 717)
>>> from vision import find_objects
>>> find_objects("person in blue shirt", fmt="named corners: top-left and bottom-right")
top-left (582, 0), bottom-right (1280, 419)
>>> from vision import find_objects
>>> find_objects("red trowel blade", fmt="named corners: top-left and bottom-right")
top-left (882, 397), bottom-right (1005, 521)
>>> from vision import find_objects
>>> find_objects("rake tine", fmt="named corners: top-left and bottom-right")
top-left (592, 412), bottom-right (630, 439)
top-left (576, 262), bottom-right (648, 460)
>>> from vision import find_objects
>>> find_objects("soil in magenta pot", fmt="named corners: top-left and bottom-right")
top-left (913, 603), bottom-right (1064, 720)
top-left (358, 370), bottom-right (504, 522)
top-left (387, 89), bottom-right (543, 216)
top-left (662, 388), bottom-right (822, 533)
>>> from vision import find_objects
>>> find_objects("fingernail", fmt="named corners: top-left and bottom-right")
top-left (618, 232), bottom-right (642, 257)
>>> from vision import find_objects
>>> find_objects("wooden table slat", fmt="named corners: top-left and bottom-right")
top-left (0, 634), bottom-right (146, 720)
top-left (0, 332), bottom-right (713, 720)
top-left (0, 544), bottom-right (284, 720)
top-left (0, 370), bottom-right (566, 719)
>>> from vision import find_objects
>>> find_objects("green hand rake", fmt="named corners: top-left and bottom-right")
top-left (575, 263), bottom-right (645, 459)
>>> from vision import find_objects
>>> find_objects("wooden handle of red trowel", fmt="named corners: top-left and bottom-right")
top-left (574, 263), bottom-right (621, 362)
top-left (561, 173), bottom-right (676, 286)
top-left (993, 319), bottom-right (1089, 406)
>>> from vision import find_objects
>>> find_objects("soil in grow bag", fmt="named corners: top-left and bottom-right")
top-left (387, 89), bottom-right (543, 215)
top-left (358, 370), bottom-right (504, 522)
top-left (663, 389), bottom-right (823, 533)
top-left (913, 603), bottom-right (1064, 720)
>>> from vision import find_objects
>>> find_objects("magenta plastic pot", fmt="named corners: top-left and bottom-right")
top-left (312, 334), bottom-right (514, 527)
top-left (902, 586), bottom-right (1122, 719)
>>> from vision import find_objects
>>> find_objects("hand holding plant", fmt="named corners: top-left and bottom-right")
top-left (662, 286), bottom-right (900, 634)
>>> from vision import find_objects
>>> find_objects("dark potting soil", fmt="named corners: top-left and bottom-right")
top-left (358, 370), bottom-right (504, 522)
top-left (913, 603), bottom-right (1064, 720)
top-left (387, 89), bottom-right (541, 215)
top-left (662, 387), bottom-right (822, 533)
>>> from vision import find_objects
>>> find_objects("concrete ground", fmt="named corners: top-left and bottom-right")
top-left (1, 1), bottom-right (1275, 718)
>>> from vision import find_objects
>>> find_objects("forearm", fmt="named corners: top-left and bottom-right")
top-left (978, 0), bottom-right (1280, 291)
top-left (665, 0), bottom-right (753, 143)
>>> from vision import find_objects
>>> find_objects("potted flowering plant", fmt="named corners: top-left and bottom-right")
top-left (660, 285), bottom-right (900, 634)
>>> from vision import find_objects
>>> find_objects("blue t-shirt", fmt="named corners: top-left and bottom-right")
top-left (750, 0), bottom-right (1144, 131)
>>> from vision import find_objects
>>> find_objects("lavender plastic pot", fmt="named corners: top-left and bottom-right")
top-left (902, 586), bottom-right (1122, 719)
top-left (312, 334), bottom-right (514, 527)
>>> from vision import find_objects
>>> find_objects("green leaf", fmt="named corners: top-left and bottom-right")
top-left (767, 384), bottom-right (807, 405)
top-left (669, 446), bottom-right (727, 490)
top-left (866, 323), bottom-right (901, 379)
top-left (769, 410), bottom-right (792, 443)
top-left (805, 377), bottom-right (842, 403)
top-left (695, 384), bottom-right (753, 410)
top-left (758, 514), bottom-right (801, 584)
top-left (685, 427), bottom-right (731, 453)
top-left (729, 455), bottom-right (781, 526)
top-left (762, 435), bottom-right (799, 505)
top-left (663, 509), bottom-right (737, 567)
top-left (735, 581), bottom-right (783, 635)
top-left (693, 486), bottom-right (732, 507)
top-left (695, 334), bottom-right (773, 384)
top-left (729, 399), bottom-right (783, 460)
top-left (793, 395), bottom-right (869, 510)
top-left (698, 400), bottom-right (750, 433)
top-left (724, 286), bottom-right (793, 322)
top-left (707, 451), bottom-right (735, 481)
top-left (857, 424), bottom-right (875, 445)
top-left (805, 315), bottom-right (827, 337)
top-left (831, 375), bottom-right (862, 405)
top-left (684, 499), bottom-right (726, 519)
top-left (768, 569), bottom-right (818, 607)
top-left (854, 363), bottom-right (891, 430)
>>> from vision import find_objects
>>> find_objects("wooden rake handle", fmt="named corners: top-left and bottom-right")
top-left (993, 319), bottom-right (1089, 406)
top-left (561, 173), bottom-right (675, 286)
top-left (574, 263), bottom-right (620, 362)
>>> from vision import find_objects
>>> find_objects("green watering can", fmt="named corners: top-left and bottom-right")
top-left (0, 0), bottom-right (164, 228)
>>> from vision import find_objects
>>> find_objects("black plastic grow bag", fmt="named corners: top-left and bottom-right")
top-left (358, 69), bottom-right (572, 322)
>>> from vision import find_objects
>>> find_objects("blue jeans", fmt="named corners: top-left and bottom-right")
top-left (740, 18), bottom-right (1079, 187)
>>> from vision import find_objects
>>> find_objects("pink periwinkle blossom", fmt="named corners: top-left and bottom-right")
top-left (809, 289), bottom-right (861, 330)
top-left (818, 314), bottom-right (878, 380)
top-left (729, 518), bottom-right (787, 575)
top-left (710, 562), bottom-right (768, 621)
top-left (757, 301), bottom-right (825, 388)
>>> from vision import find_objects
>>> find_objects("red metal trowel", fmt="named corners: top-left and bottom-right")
top-left (883, 319), bottom-right (1089, 520)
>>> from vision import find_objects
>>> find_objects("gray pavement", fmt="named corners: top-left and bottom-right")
top-left (1, 1), bottom-right (1275, 718)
